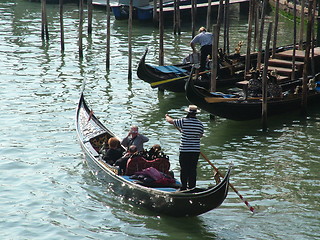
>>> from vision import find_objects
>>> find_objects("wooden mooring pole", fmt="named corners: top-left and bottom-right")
top-left (256, 0), bottom-right (267, 71)
top-left (153, 0), bottom-right (157, 23)
top-left (210, 24), bottom-right (219, 93)
top-left (78, 0), bottom-right (84, 59)
top-left (245, 0), bottom-right (254, 77)
top-left (191, 0), bottom-right (196, 38)
top-left (159, 0), bottom-right (164, 66)
top-left (106, 0), bottom-right (111, 69)
top-left (223, 0), bottom-right (230, 55)
top-left (272, 0), bottom-right (279, 58)
top-left (41, 0), bottom-right (49, 41)
top-left (173, 0), bottom-right (181, 35)
top-left (298, 0), bottom-right (305, 49)
top-left (87, 0), bottom-right (93, 35)
top-left (291, 0), bottom-right (297, 80)
top-left (128, 0), bottom-right (133, 80)
top-left (261, 22), bottom-right (272, 131)
top-left (206, 0), bottom-right (212, 31)
top-left (302, 0), bottom-right (314, 114)
top-left (59, 0), bottom-right (65, 52)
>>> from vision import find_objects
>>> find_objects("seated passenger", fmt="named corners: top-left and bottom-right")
top-left (146, 144), bottom-right (163, 160)
top-left (121, 125), bottom-right (149, 152)
top-left (102, 137), bottom-right (124, 165)
top-left (114, 145), bottom-right (138, 175)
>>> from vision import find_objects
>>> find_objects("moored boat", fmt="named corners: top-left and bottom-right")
top-left (185, 70), bottom-right (320, 121)
top-left (137, 48), bottom-right (246, 93)
top-left (76, 93), bottom-right (231, 216)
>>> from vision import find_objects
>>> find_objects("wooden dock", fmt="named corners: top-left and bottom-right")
top-left (93, 0), bottom-right (249, 21)
top-left (268, 48), bottom-right (320, 83)
top-left (159, 0), bottom-right (249, 13)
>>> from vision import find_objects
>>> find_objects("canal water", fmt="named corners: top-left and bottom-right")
top-left (0, 0), bottom-right (319, 239)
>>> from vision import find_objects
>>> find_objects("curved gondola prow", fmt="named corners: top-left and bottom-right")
top-left (137, 47), bottom-right (149, 80)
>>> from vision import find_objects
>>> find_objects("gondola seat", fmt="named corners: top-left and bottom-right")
top-left (125, 156), bottom-right (170, 176)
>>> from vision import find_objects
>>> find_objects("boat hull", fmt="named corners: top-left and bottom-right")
top-left (76, 93), bottom-right (231, 216)
top-left (186, 76), bottom-right (320, 121)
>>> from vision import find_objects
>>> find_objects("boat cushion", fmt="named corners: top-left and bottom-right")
top-left (125, 156), bottom-right (170, 176)
top-left (131, 167), bottom-right (175, 185)
top-left (153, 65), bottom-right (188, 74)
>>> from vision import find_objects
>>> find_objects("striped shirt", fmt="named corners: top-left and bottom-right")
top-left (173, 117), bottom-right (204, 152)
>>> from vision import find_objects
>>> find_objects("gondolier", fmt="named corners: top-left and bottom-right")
top-left (190, 27), bottom-right (213, 72)
top-left (165, 105), bottom-right (204, 190)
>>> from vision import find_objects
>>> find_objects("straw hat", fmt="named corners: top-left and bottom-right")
top-left (185, 105), bottom-right (200, 113)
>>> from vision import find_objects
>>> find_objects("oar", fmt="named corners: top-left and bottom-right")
top-left (168, 117), bottom-right (256, 214)
top-left (199, 152), bottom-right (256, 214)
top-left (150, 70), bottom-right (210, 88)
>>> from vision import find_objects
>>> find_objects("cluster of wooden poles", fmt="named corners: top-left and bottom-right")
top-left (245, 0), bottom-right (319, 130)
top-left (39, 0), bottom-right (249, 78)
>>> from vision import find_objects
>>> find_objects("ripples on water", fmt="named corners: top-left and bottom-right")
top-left (0, 1), bottom-right (319, 239)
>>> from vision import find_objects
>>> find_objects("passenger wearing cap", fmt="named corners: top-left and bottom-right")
top-left (165, 105), bottom-right (204, 191)
top-left (121, 125), bottom-right (149, 152)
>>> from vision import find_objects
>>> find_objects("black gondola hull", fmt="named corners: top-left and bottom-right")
top-left (186, 76), bottom-right (320, 121)
top-left (76, 93), bottom-right (231, 216)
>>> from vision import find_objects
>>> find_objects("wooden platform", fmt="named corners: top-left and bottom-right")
top-left (160, 0), bottom-right (249, 12)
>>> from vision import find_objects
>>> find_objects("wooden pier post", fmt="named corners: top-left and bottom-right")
top-left (153, 0), bottom-right (157, 23)
top-left (317, 3), bottom-right (320, 47)
top-left (159, 0), bottom-right (164, 66)
top-left (298, 0), bottom-right (305, 49)
top-left (302, 0), bottom-right (314, 114)
top-left (272, 0), bottom-right (279, 58)
top-left (253, 0), bottom-right (259, 51)
top-left (256, 0), bottom-right (267, 71)
top-left (78, 0), bottom-right (84, 59)
top-left (88, 0), bottom-right (93, 35)
top-left (191, 0), bottom-right (196, 38)
top-left (223, 0), bottom-right (230, 54)
top-left (128, 0), bottom-right (133, 79)
top-left (291, 0), bottom-right (297, 80)
top-left (216, 0), bottom-right (224, 34)
top-left (261, 22), bottom-right (273, 131)
top-left (173, 0), bottom-right (181, 35)
top-left (59, 0), bottom-right (65, 52)
top-left (311, 0), bottom-right (317, 75)
top-left (106, 0), bottom-right (111, 69)
top-left (211, 24), bottom-right (219, 93)
top-left (41, 0), bottom-right (49, 41)
top-left (206, 0), bottom-right (212, 30)
top-left (245, 0), bottom-right (254, 77)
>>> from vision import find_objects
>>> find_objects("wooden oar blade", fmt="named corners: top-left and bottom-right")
top-left (150, 70), bottom-right (210, 88)
top-left (150, 75), bottom-right (188, 87)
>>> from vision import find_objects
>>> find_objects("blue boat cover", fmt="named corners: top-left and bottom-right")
top-left (210, 92), bottom-right (236, 98)
top-left (153, 65), bottom-right (188, 74)
top-left (316, 81), bottom-right (320, 92)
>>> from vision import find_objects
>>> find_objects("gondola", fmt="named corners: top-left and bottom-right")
top-left (137, 48), bottom-right (246, 93)
top-left (76, 93), bottom-right (231, 217)
top-left (185, 70), bottom-right (320, 121)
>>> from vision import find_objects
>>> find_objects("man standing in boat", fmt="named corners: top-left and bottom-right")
top-left (121, 125), bottom-right (149, 152)
top-left (190, 27), bottom-right (213, 72)
top-left (165, 105), bottom-right (204, 190)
